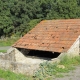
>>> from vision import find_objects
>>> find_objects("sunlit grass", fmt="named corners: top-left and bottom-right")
top-left (0, 69), bottom-right (33, 80)
top-left (0, 50), bottom-right (7, 53)
top-left (0, 38), bottom-right (19, 47)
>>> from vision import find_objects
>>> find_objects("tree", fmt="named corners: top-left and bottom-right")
top-left (47, 0), bottom-right (80, 19)
top-left (0, 0), bottom-right (80, 37)
top-left (0, 0), bottom-right (14, 37)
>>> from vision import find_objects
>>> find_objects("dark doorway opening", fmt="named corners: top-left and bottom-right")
top-left (27, 50), bottom-right (60, 59)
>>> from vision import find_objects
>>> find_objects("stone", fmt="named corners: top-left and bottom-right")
top-left (57, 65), bottom-right (65, 69)
top-left (50, 58), bottom-right (60, 63)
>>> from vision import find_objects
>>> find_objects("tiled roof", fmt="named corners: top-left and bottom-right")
top-left (13, 19), bottom-right (80, 52)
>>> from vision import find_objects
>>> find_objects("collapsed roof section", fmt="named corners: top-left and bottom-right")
top-left (13, 19), bottom-right (80, 53)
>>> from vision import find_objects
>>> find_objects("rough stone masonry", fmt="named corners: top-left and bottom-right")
top-left (0, 47), bottom-right (49, 75)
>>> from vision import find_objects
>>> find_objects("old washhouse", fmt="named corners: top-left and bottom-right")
top-left (13, 19), bottom-right (80, 59)
top-left (0, 19), bottom-right (80, 75)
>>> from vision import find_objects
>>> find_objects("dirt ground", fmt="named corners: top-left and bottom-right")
top-left (54, 65), bottom-right (80, 80)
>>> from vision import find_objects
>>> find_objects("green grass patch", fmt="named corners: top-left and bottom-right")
top-left (0, 69), bottom-right (33, 80)
top-left (0, 50), bottom-right (7, 53)
top-left (0, 38), bottom-right (19, 46)
top-left (60, 56), bottom-right (80, 66)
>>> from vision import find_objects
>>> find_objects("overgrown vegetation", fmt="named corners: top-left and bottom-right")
top-left (0, 0), bottom-right (80, 37)
top-left (34, 56), bottom-right (80, 80)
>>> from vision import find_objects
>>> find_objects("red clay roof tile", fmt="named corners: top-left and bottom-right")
top-left (12, 19), bottom-right (80, 52)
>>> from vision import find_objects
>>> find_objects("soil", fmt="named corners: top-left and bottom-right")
top-left (54, 65), bottom-right (80, 80)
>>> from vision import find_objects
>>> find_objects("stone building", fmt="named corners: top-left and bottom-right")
top-left (13, 19), bottom-right (80, 58)
top-left (0, 19), bottom-right (80, 75)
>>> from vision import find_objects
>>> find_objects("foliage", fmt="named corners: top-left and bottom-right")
top-left (0, 0), bottom-right (80, 37)
top-left (34, 56), bottom-right (80, 80)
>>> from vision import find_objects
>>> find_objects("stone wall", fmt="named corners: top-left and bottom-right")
top-left (58, 36), bottom-right (80, 59)
top-left (0, 59), bottom-right (39, 75)
top-left (67, 36), bottom-right (80, 56)
top-left (0, 47), bottom-right (47, 75)
top-left (0, 50), bottom-right (15, 61)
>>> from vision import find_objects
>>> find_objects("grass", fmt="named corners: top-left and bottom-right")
top-left (0, 50), bottom-right (7, 53)
top-left (0, 38), bottom-right (19, 53)
top-left (60, 55), bottom-right (80, 67)
top-left (0, 69), bottom-right (33, 80)
top-left (34, 56), bottom-right (80, 80)
top-left (0, 38), bottom-right (19, 47)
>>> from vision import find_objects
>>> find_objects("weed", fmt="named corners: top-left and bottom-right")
top-left (34, 56), bottom-right (80, 79)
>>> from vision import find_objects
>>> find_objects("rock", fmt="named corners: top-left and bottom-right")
top-left (57, 65), bottom-right (65, 69)
top-left (50, 58), bottom-right (60, 63)
top-left (0, 52), bottom-right (4, 55)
